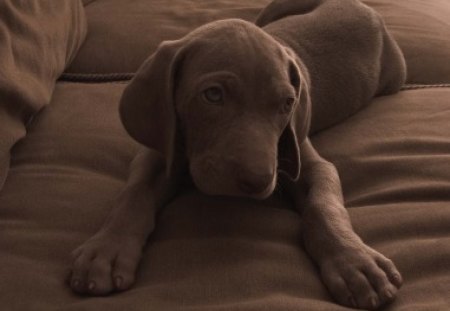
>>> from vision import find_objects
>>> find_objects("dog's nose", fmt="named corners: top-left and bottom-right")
top-left (237, 170), bottom-right (273, 195)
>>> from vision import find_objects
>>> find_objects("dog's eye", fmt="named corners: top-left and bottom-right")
top-left (281, 97), bottom-right (295, 114)
top-left (203, 86), bottom-right (224, 104)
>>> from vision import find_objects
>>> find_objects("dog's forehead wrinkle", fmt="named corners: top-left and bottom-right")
top-left (184, 38), bottom-right (290, 91)
top-left (187, 19), bottom-right (287, 69)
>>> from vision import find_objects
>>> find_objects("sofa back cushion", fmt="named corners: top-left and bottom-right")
top-left (67, 0), bottom-right (450, 85)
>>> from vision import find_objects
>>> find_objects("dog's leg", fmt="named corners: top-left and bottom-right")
top-left (293, 138), bottom-right (402, 310)
top-left (69, 147), bottom-right (171, 295)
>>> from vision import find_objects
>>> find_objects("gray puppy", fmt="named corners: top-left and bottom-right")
top-left (69, 0), bottom-right (406, 309)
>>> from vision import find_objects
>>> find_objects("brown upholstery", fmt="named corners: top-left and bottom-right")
top-left (1, 0), bottom-right (449, 310)
top-left (68, 0), bottom-right (450, 85)
top-left (1, 84), bottom-right (449, 310)
top-left (0, 0), bottom-right (86, 189)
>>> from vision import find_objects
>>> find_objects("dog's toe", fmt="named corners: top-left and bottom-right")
top-left (344, 269), bottom-right (380, 310)
top-left (376, 255), bottom-right (403, 288)
top-left (70, 250), bottom-right (94, 294)
top-left (320, 269), bottom-right (354, 307)
top-left (112, 240), bottom-right (142, 291)
top-left (363, 257), bottom-right (400, 304)
top-left (86, 256), bottom-right (115, 295)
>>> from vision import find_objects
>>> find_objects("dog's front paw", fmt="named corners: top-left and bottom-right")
top-left (319, 244), bottom-right (402, 310)
top-left (68, 232), bottom-right (144, 295)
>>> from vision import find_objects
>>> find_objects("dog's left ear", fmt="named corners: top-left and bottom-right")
top-left (278, 53), bottom-right (311, 181)
top-left (119, 40), bottom-right (186, 177)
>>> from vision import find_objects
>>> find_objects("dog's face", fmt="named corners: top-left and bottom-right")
top-left (120, 19), bottom-right (311, 199)
top-left (175, 23), bottom-right (302, 198)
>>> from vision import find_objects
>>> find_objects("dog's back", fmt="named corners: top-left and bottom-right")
top-left (258, 0), bottom-right (406, 133)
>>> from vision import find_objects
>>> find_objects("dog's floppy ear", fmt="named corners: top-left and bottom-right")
top-left (278, 54), bottom-right (311, 181)
top-left (119, 40), bottom-right (185, 176)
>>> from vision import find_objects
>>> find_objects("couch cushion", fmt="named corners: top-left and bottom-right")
top-left (313, 87), bottom-right (450, 207)
top-left (82, 0), bottom-right (96, 5)
top-left (67, 0), bottom-right (271, 74)
top-left (365, 0), bottom-right (450, 84)
top-left (0, 0), bottom-right (87, 190)
top-left (0, 83), bottom-right (449, 310)
top-left (67, 0), bottom-right (450, 85)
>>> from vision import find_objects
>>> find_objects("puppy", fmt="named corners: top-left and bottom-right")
top-left (69, 0), bottom-right (406, 309)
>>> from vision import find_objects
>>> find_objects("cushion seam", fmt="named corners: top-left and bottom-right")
top-left (58, 72), bottom-right (450, 89)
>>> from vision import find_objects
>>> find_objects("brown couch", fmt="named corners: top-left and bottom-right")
top-left (1, 0), bottom-right (449, 310)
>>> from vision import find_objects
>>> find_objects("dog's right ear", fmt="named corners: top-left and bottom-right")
top-left (277, 49), bottom-right (312, 182)
top-left (119, 40), bottom-right (185, 175)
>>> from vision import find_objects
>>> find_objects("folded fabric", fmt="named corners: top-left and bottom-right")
top-left (0, 0), bottom-right (87, 190)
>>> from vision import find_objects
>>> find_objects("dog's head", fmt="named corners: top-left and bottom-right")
top-left (120, 19), bottom-right (311, 199)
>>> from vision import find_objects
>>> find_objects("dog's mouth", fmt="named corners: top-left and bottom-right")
top-left (198, 179), bottom-right (275, 200)
top-left (244, 184), bottom-right (276, 200)
top-left (188, 152), bottom-right (279, 199)
top-left (236, 172), bottom-right (277, 199)
top-left (190, 166), bottom-right (277, 200)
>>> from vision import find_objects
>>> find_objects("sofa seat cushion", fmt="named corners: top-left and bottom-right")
top-left (0, 83), bottom-right (449, 310)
